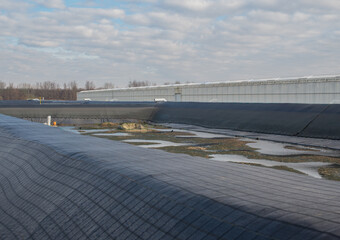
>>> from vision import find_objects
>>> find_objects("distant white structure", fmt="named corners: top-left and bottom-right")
top-left (154, 98), bottom-right (167, 102)
top-left (77, 76), bottom-right (340, 104)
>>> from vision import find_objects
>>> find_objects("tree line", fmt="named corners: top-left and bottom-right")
top-left (0, 80), bottom-right (183, 100)
top-left (0, 81), bottom-right (113, 101)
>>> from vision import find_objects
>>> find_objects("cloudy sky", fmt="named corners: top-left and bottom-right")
top-left (0, 0), bottom-right (339, 87)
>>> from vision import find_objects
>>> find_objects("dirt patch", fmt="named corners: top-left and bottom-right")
top-left (88, 129), bottom-right (340, 164)
top-left (158, 146), bottom-right (210, 158)
top-left (234, 162), bottom-right (305, 175)
top-left (100, 122), bottom-right (120, 128)
top-left (318, 164), bottom-right (340, 181)
top-left (118, 123), bottom-right (145, 130)
top-left (187, 146), bottom-right (207, 151)
top-left (285, 145), bottom-right (319, 152)
top-left (271, 165), bottom-right (306, 175)
top-left (127, 142), bottom-right (158, 146)
top-left (77, 122), bottom-right (340, 180)
top-left (79, 121), bottom-right (166, 131)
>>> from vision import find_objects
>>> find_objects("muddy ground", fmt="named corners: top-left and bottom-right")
top-left (60, 121), bottom-right (340, 181)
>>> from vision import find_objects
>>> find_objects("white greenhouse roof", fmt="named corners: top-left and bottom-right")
top-left (79, 75), bottom-right (340, 93)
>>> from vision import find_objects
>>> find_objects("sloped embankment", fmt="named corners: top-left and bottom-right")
top-left (152, 102), bottom-right (340, 139)
top-left (0, 114), bottom-right (340, 239)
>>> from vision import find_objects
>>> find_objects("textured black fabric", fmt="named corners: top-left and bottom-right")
top-left (0, 101), bottom-right (340, 139)
top-left (0, 101), bottom-right (156, 121)
top-left (0, 114), bottom-right (340, 239)
top-left (152, 102), bottom-right (340, 139)
top-left (297, 104), bottom-right (340, 139)
top-left (0, 100), bottom-right (158, 107)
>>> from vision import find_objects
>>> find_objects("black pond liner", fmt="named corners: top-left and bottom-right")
top-left (0, 114), bottom-right (340, 239)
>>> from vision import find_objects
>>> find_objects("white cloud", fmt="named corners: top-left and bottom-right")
top-left (0, 0), bottom-right (32, 11)
top-left (162, 0), bottom-right (212, 11)
top-left (0, 0), bottom-right (339, 87)
top-left (20, 39), bottom-right (60, 47)
top-left (292, 12), bottom-right (310, 22)
top-left (69, 8), bottom-right (125, 19)
top-left (300, 0), bottom-right (340, 10)
top-left (33, 0), bottom-right (65, 9)
top-left (248, 10), bottom-right (290, 23)
top-left (160, 0), bottom-right (246, 17)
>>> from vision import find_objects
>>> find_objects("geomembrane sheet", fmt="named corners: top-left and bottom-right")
top-left (0, 114), bottom-right (339, 239)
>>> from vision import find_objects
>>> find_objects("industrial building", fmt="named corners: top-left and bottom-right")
top-left (77, 75), bottom-right (340, 104)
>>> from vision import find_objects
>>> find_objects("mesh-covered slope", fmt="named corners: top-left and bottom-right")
top-left (0, 114), bottom-right (340, 239)
top-left (1, 101), bottom-right (340, 139)
top-left (152, 102), bottom-right (340, 139)
top-left (0, 101), bottom-right (156, 121)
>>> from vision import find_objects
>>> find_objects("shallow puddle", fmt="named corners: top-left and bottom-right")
top-left (123, 139), bottom-right (190, 148)
top-left (93, 133), bottom-right (131, 137)
top-left (152, 128), bottom-right (229, 138)
top-left (79, 129), bottom-right (113, 133)
top-left (243, 139), bottom-right (337, 157)
top-left (60, 124), bottom-right (340, 180)
top-left (60, 127), bottom-right (113, 134)
top-left (210, 154), bottom-right (330, 178)
top-left (59, 126), bottom-right (81, 134)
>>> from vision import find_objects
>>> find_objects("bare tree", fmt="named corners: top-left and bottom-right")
top-left (85, 81), bottom-right (96, 90)
top-left (163, 81), bottom-right (180, 85)
top-left (43, 81), bottom-right (59, 89)
top-left (68, 81), bottom-right (78, 91)
top-left (17, 83), bottom-right (32, 89)
top-left (128, 80), bottom-right (151, 88)
top-left (103, 82), bottom-right (114, 89)
top-left (0, 81), bottom-right (81, 100)
top-left (0, 81), bottom-right (6, 89)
